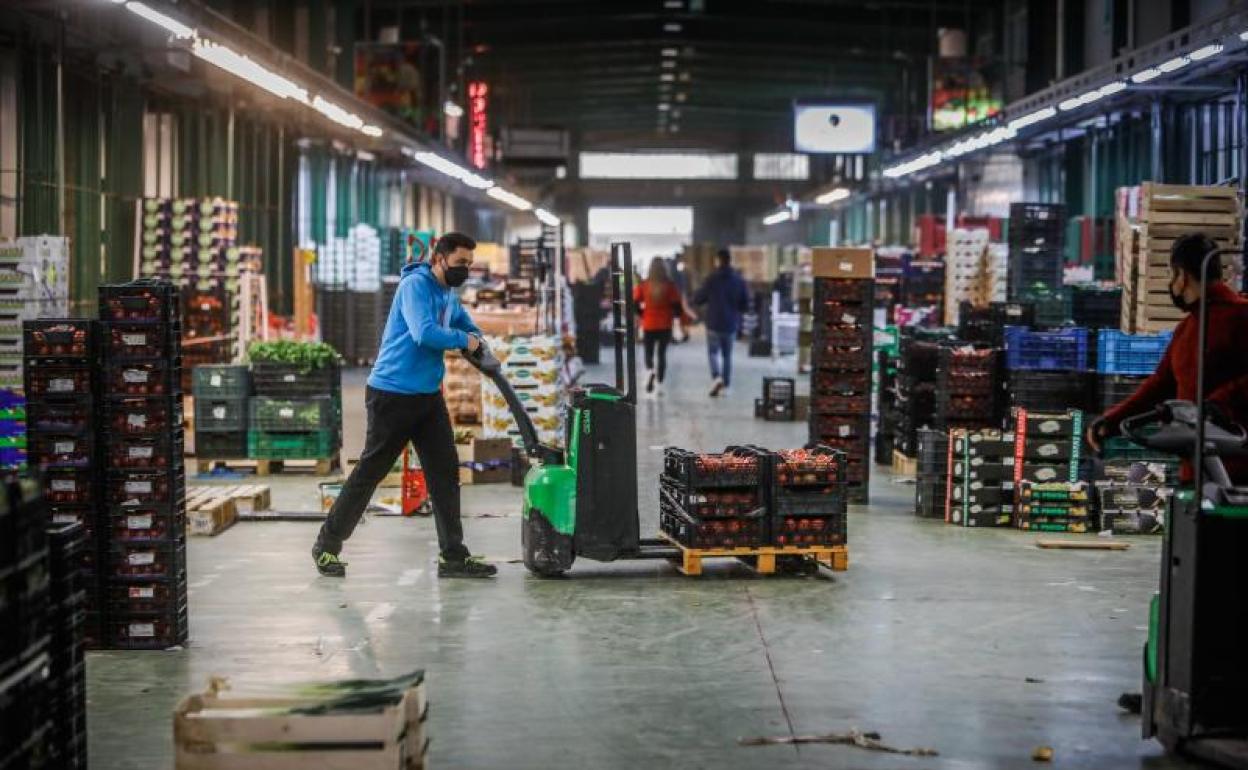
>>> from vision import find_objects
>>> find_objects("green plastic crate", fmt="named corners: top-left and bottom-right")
top-left (247, 430), bottom-right (339, 459)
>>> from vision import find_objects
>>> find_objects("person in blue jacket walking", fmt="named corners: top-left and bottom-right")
top-left (693, 249), bottom-right (750, 397)
top-left (313, 232), bottom-right (497, 578)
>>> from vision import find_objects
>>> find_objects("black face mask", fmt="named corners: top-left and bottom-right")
top-left (1169, 278), bottom-right (1194, 312)
top-left (443, 264), bottom-right (470, 287)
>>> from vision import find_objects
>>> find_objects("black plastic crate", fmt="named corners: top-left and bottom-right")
top-left (1015, 408), bottom-right (1082, 438)
top-left (1095, 374), bottom-right (1146, 414)
top-left (105, 396), bottom-right (183, 437)
top-left (772, 513), bottom-right (846, 547)
top-left (659, 509), bottom-right (767, 549)
top-left (812, 370), bottom-right (871, 395)
top-left (192, 365), bottom-right (251, 399)
top-left (108, 504), bottom-right (184, 543)
top-left (811, 392), bottom-right (871, 414)
top-left (915, 477), bottom-right (947, 519)
top-left (104, 323), bottom-right (179, 360)
top-left (662, 446), bottom-right (763, 489)
top-left (43, 469), bottom-right (97, 506)
top-left (105, 359), bottom-right (182, 397)
top-left (107, 578), bottom-right (187, 615)
top-left (916, 429), bottom-right (949, 477)
top-left (28, 433), bottom-right (94, 469)
top-left (22, 319), bottom-right (97, 360)
top-left (109, 538), bottom-right (186, 581)
top-left (98, 280), bottom-right (180, 324)
top-left (194, 431), bottom-right (248, 459)
top-left (25, 365), bottom-right (94, 399)
top-left (1009, 370), bottom-right (1093, 413)
top-left (811, 343), bottom-right (872, 372)
top-left (106, 469), bottom-right (186, 507)
top-left (772, 487), bottom-right (847, 517)
top-left (26, 399), bottom-right (93, 435)
top-left (812, 300), bottom-right (872, 328)
top-left (809, 413), bottom-right (871, 443)
top-left (813, 278), bottom-right (874, 305)
top-left (251, 361), bottom-right (341, 397)
top-left (659, 476), bottom-right (764, 518)
top-left (107, 606), bottom-right (188, 649)
top-left (194, 397), bottom-right (248, 433)
top-left (106, 434), bottom-right (183, 471)
top-left (1071, 286), bottom-right (1122, 329)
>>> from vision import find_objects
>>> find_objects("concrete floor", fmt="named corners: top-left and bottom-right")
top-left (87, 338), bottom-right (1199, 769)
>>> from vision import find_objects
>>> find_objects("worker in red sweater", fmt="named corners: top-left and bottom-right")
top-left (1088, 232), bottom-right (1248, 484)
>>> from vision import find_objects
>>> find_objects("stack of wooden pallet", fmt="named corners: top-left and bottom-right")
top-left (1117, 183), bottom-right (1243, 333)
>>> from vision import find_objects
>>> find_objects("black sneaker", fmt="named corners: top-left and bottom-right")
top-left (438, 555), bottom-right (498, 578)
top-left (646, 371), bottom-right (656, 394)
top-left (312, 544), bottom-right (347, 577)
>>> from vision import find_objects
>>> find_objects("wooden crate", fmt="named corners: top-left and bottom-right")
top-left (174, 674), bottom-right (427, 769)
top-left (660, 534), bottom-right (848, 576)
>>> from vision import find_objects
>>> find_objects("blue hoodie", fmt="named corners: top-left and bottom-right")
top-left (368, 262), bottom-right (481, 395)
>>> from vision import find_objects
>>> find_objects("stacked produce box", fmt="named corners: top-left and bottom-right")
top-left (248, 346), bottom-right (342, 462)
top-left (444, 354), bottom-right (483, 426)
top-left (481, 335), bottom-right (563, 448)
top-left (46, 519), bottom-right (89, 768)
top-left (192, 365), bottom-right (252, 459)
top-left (1012, 409), bottom-right (1085, 532)
top-left (914, 428), bottom-right (948, 519)
top-left (934, 345), bottom-right (1001, 432)
top-left (944, 228), bottom-right (989, 325)
top-left (1008, 202), bottom-right (1066, 301)
top-left (1095, 460), bottom-right (1172, 534)
top-left (181, 284), bottom-right (235, 390)
top-left (889, 329), bottom-right (954, 456)
top-left (807, 276), bottom-right (873, 502)
top-left (769, 446), bottom-right (848, 547)
top-left (794, 274), bottom-right (813, 373)
top-left (946, 428), bottom-right (1015, 527)
top-left (1117, 183), bottom-right (1243, 333)
top-left (1004, 326), bottom-right (1092, 412)
top-left (899, 258), bottom-right (944, 323)
top-left (99, 281), bottom-right (188, 649)
top-left (24, 319), bottom-right (104, 647)
top-left (0, 235), bottom-right (71, 394)
top-left (972, 243), bottom-right (1010, 307)
top-left (660, 447), bottom-right (767, 549)
top-left (0, 479), bottom-right (56, 767)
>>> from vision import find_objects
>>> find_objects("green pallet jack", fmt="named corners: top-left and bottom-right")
top-left (464, 242), bottom-right (681, 576)
top-left (1116, 247), bottom-right (1248, 768)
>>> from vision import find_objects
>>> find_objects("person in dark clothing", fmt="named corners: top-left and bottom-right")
top-left (1089, 232), bottom-right (1248, 485)
top-left (313, 232), bottom-right (497, 579)
top-left (693, 249), bottom-right (750, 397)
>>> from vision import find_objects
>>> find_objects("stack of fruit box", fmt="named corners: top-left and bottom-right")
top-left (1012, 408), bottom-right (1086, 532)
top-left (1116, 183), bottom-right (1244, 333)
top-left (660, 447), bottom-right (767, 549)
top-left (944, 228), bottom-right (989, 325)
top-left (23, 319), bottom-right (103, 648)
top-left (0, 235), bottom-right (71, 396)
top-left (480, 335), bottom-right (564, 448)
top-left (191, 364), bottom-right (252, 459)
top-left (443, 353), bottom-right (483, 426)
top-left (768, 446), bottom-right (848, 547)
top-left (98, 280), bottom-right (188, 649)
top-left (807, 277), bottom-right (873, 502)
top-left (946, 428), bottom-right (1015, 527)
top-left (934, 345), bottom-right (1001, 433)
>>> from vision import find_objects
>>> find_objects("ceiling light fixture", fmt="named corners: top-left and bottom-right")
top-left (125, 1), bottom-right (195, 38)
top-left (763, 210), bottom-right (792, 226)
top-left (1131, 67), bottom-right (1162, 83)
top-left (1157, 55), bottom-right (1190, 73)
top-left (488, 186), bottom-right (533, 211)
top-left (1098, 80), bottom-right (1128, 97)
top-left (815, 187), bottom-right (851, 205)
top-left (1189, 43), bottom-right (1223, 61)
top-left (191, 39), bottom-right (309, 103)
top-left (1006, 106), bottom-right (1057, 131)
top-left (534, 208), bottom-right (560, 226)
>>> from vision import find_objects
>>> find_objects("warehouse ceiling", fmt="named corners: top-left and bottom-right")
top-left (365, 0), bottom-right (1006, 153)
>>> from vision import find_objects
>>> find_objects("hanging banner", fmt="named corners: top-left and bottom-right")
top-left (468, 81), bottom-right (489, 170)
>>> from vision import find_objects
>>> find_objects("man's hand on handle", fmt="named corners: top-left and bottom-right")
top-left (466, 334), bottom-right (482, 353)
top-left (1086, 415), bottom-right (1111, 454)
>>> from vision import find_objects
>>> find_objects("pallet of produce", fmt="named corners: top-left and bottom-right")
top-left (173, 671), bottom-right (428, 769)
top-left (659, 534), bottom-right (848, 576)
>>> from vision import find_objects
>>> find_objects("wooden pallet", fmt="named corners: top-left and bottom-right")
top-left (661, 534), bottom-right (848, 576)
top-left (174, 675), bottom-right (427, 769)
top-left (185, 491), bottom-right (238, 537)
top-left (892, 449), bottom-right (917, 476)
top-left (196, 452), bottom-right (341, 476)
top-left (187, 484), bottom-right (271, 514)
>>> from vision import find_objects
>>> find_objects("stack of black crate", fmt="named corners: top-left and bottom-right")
top-left (914, 428), bottom-right (948, 519)
top-left (99, 281), bottom-right (188, 649)
top-left (959, 301), bottom-right (1035, 347)
top-left (934, 346), bottom-right (1002, 433)
top-left (23, 319), bottom-right (104, 648)
top-left (946, 428), bottom-right (1016, 527)
top-left (1008, 203), bottom-right (1066, 302)
top-left (891, 330), bottom-right (946, 456)
top-left (193, 364), bottom-right (251, 459)
top-left (875, 349), bottom-right (897, 464)
top-left (46, 518), bottom-right (89, 768)
top-left (807, 277), bottom-right (873, 503)
top-left (768, 446), bottom-right (848, 547)
top-left (659, 447), bottom-right (767, 549)
top-left (0, 479), bottom-right (54, 767)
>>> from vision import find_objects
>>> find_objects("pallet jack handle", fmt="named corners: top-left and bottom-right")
top-left (463, 340), bottom-right (563, 466)
top-left (610, 242), bottom-right (637, 404)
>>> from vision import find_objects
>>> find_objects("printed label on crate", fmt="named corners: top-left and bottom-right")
top-left (122, 333), bottom-right (147, 346)
top-left (129, 586), bottom-right (155, 599)
top-left (210, 374), bottom-right (222, 387)
top-left (54, 440), bottom-right (74, 454)
top-left (841, 312), bottom-right (859, 325)
top-left (279, 407), bottom-right (294, 418)
top-left (51, 479), bottom-right (76, 492)
top-left (128, 413), bottom-right (147, 428)
top-left (283, 373), bottom-right (296, 382)
top-left (212, 406), bottom-right (226, 419)
top-left (1029, 466), bottom-right (1060, 482)
top-left (129, 622), bottom-right (156, 638)
top-left (49, 378), bottom-right (73, 392)
top-left (51, 512), bottom-right (78, 524)
top-left (126, 514), bottom-right (153, 530)
top-left (123, 368), bottom-right (150, 383)
top-left (838, 425), bottom-right (850, 437)
top-left (129, 446), bottom-right (153, 459)
top-left (128, 550), bottom-right (156, 566)
top-left (125, 480), bottom-right (153, 494)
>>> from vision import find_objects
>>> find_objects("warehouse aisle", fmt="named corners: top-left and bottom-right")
top-left (87, 339), bottom-right (1193, 769)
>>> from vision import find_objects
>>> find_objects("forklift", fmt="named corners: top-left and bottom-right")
top-left (1115, 247), bottom-right (1248, 768)
top-left (465, 242), bottom-right (681, 576)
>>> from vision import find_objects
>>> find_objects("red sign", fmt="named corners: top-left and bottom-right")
top-left (468, 81), bottom-right (489, 170)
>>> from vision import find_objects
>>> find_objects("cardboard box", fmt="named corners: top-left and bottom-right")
top-left (812, 247), bottom-right (873, 279)
top-left (457, 437), bottom-right (512, 484)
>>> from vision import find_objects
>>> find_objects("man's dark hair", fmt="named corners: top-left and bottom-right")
top-left (434, 232), bottom-right (477, 256)
top-left (1170, 232), bottom-right (1222, 283)
top-left (716, 249), bottom-right (731, 267)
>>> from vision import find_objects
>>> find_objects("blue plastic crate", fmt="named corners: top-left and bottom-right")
top-left (1005, 326), bottom-right (1090, 371)
top-left (0, 446), bottom-right (26, 469)
top-left (1096, 330), bottom-right (1173, 375)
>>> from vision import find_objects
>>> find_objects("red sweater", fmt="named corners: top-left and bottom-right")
top-left (1102, 282), bottom-right (1248, 483)
top-left (634, 281), bottom-right (686, 333)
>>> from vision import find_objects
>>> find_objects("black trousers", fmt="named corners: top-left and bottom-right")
top-left (643, 329), bottom-right (673, 382)
top-left (318, 386), bottom-right (469, 561)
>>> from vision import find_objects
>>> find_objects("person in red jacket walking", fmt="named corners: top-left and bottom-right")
top-left (634, 259), bottom-right (691, 396)
top-left (1089, 233), bottom-right (1248, 484)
